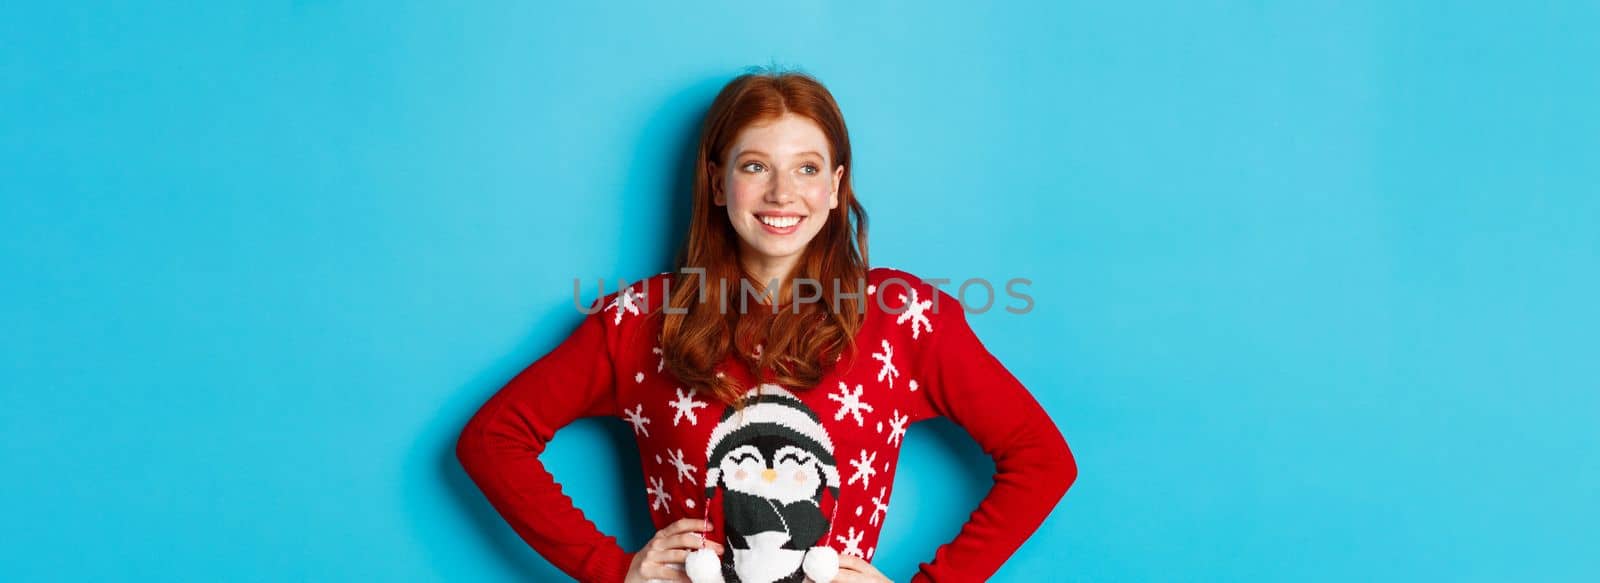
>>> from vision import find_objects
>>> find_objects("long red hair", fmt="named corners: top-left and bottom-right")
top-left (660, 68), bottom-right (870, 408)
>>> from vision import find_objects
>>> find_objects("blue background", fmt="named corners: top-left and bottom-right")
top-left (4, 2), bottom-right (1596, 581)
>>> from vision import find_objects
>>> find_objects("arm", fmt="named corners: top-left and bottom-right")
top-left (910, 288), bottom-right (1079, 582)
top-left (455, 297), bottom-right (635, 582)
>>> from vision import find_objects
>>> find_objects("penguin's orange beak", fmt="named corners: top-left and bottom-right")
top-left (761, 469), bottom-right (778, 483)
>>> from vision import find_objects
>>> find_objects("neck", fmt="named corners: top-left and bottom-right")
top-left (738, 249), bottom-right (800, 305)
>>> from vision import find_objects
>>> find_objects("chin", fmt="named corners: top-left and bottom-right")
top-left (752, 240), bottom-right (811, 259)
top-left (737, 233), bottom-right (817, 259)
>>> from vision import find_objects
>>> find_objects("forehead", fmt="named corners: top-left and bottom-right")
top-left (729, 113), bottom-right (831, 160)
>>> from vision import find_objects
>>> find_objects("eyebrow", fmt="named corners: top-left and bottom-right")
top-left (736, 149), bottom-right (826, 160)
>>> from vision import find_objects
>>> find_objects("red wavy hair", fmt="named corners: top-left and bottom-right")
top-left (660, 68), bottom-right (870, 409)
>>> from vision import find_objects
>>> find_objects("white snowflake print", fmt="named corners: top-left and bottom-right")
top-left (869, 486), bottom-right (889, 526)
top-left (666, 448), bottom-right (696, 483)
top-left (668, 387), bottom-right (708, 426)
top-left (847, 449), bottom-right (879, 488)
top-left (634, 372), bottom-right (644, 384)
top-left (909, 379), bottom-right (919, 392)
top-left (606, 286), bottom-right (647, 325)
top-left (867, 284), bottom-right (877, 295)
top-left (895, 287), bottom-right (934, 339)
top-left (836, 526), bottom-right (865, 558)
top-left (651, 345), bottom-right (664, 372)
top-left (871, 339), bottom-right (900, 388)
top-left (646, 476), bottom-right (671, 511)
top-left (886, 410), bottom-right (908, 447)
top-left (828, 382), bottom-right (874, 427)
top-left (623, 404), bottom-right (651, 437)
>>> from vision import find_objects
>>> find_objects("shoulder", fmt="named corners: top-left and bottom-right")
top-left (867, 266), bottom-right (960, 313)
top-left (592, 271), bottom-right (673, 307)
top-left (572, 271), bottom-right (675, 365)
top-left (862, 265), bottom-right (968, 353)
top-left (589, 271), bottom-right (675, 334)
top-left (866, 265), bottom-right (927, 295)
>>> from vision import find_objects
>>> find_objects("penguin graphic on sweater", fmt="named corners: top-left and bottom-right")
top-left (699, 384), bottom-right (842, 583)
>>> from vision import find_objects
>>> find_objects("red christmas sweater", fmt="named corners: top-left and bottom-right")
top-left (456, 267), bottom-right (1077, 582)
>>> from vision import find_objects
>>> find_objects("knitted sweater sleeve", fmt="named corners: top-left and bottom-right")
top-left (908, 288), bottom-right (1079, 582)
top-left (455, 296), bottom-right (634, 583)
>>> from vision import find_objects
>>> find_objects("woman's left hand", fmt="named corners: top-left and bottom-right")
top-left (804, 553), bottom-right (894, 583)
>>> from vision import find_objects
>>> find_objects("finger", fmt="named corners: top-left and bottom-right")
top-left (646, 532), bottom-right (715, 553)
top-left (649, 548), bottom-right (691, 565)
top-left (661, 532), bottom-right (726, 552)
top-left (836, 555), bottom-right (884, 582)
top-left (643, 560), bottom-right (693, 583)
top-left (642, 565), bottom-right (692, 583)
top-left (838, 552), bottom-right (863, 570)
top-left (840, 553), bottom-right (887, 578)
top-left (662, 517), bottom-right (713, 537)
top-left (647, 532), bottom-right (719, 554)
top-left (830, 569), bottom-right (869, 583)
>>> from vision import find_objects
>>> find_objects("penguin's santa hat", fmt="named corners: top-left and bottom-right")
top-left (703, 384), bottom-right (842, 497)
top-left (687, 384), bottom-right (845, 583)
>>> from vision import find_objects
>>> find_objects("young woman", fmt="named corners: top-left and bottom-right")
top-left (457, 69), bottom-right (1078, 583)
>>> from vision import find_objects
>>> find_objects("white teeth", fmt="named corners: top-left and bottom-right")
top-left (758, 215), bottom-right (802, 228)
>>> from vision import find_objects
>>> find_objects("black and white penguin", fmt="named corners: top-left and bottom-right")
top-left (696, 384), bottom-right (842, 583)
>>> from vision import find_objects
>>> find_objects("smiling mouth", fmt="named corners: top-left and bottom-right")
top-left (756, 214), bottom-right (804, 229)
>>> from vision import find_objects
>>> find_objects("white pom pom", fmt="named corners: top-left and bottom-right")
top-left (802, 545), bottom-right (839, 583)
top-left (685, 547), bottom-right (724, 583)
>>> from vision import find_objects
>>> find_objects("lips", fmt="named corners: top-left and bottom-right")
top-left (754, 212), bottom-right (805, 235)
top-left (757, 214), bottom-right (803, 228)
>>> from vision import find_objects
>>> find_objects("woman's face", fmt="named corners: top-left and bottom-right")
top-left (713, 113), bottom-right (845, 269)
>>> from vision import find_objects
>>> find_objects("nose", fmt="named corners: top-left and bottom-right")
top-left (765, 176), bottom-right (798, 204)
top-left (761, 469), bottom-right (778, 483)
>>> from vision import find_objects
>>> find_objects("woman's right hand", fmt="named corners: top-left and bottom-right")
top-left (624, 518), bottom-right (725, 583)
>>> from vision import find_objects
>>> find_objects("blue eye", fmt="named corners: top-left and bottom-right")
top-left (742, 162), bottom-right (764, 172)
top-left (801, 165), bottom-right (818, 175)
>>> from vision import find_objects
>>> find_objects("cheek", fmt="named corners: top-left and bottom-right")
top-left (802, 187), bottom-right (834, 212)
top-left (794, 470), bottom-right (810, 482)
top-left (727, 177), bottom-right (763, 209)
top-left (734, 469), bottom-right (748, 481)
